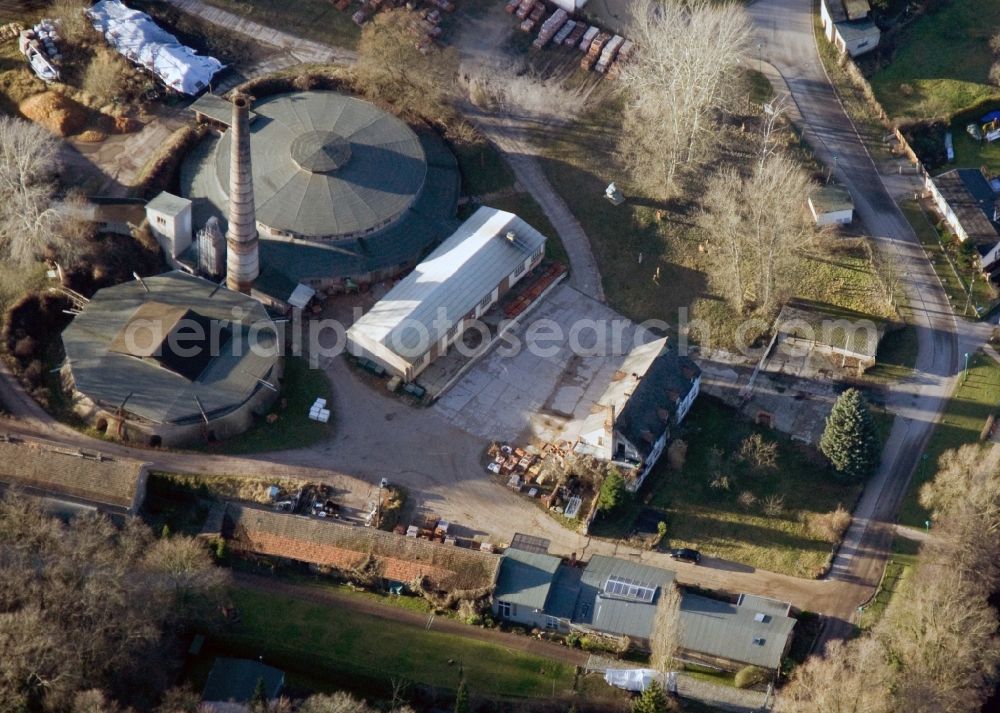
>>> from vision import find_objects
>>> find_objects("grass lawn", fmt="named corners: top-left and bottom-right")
top-left (864, 323), bottom-right (919, 383)
top-left (535, 99), bottom-right (894, 347)
top-left (454, 137), bottom-right (517, 198)
top-left (644, 398), bottom-right (862, 577)
top-left (212, 586), bottom-right (582, 700)
top-left (199, 0), bottom-right (361, 50)
top-left (898, 349), bottom-right (1000, 527)
top-left (859, 556), bottom-right (912, 630)
top-left (197, 356), bottom-right (333, 455)
top-left (949, 123), bottom-right (1000, 176)
top-left (869, 0), bottom-right (1000, 122)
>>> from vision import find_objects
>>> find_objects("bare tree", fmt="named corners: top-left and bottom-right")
top-left (618, 0), bottom-right (752, 198)
top-left (649, 582), bottom-right (683, 672)
top-left (0, 117), bottom-right (81, 268)
top-left (776, 638), bottom-right (894, 713)
top-left (700, 152), bottom-right (815, 313)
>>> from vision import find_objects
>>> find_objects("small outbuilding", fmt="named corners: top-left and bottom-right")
top-left (346, 207), bottom-right (547, 382)
top-left (202, 658), bottom-right (284, 713)
top-left (820, 0), bottom-right (880, 57)
top-left (808, 184), bottom-right (854, 226)
top-left (145, 191), bottom-right (193, 264)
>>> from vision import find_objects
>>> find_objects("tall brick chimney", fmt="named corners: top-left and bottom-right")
top-left (226, 93), bottom-right (259, 294)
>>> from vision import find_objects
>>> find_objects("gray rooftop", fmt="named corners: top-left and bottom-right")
top-left (494, 548), bottom-right (563, 611)
top-left (188, 92), bottom-right (256, 126)
top-left (933, 168), bottom-right (1000, 244)
top-left (181, 121), bottom-right (460, 287)
top-left (679, 593), bottom-right (796, 670)
top-left (146, 191), bottom-right (191, 217)
top-left (574, 555), bottom-right (676, 639)
top-left (214, 91), bottom-right (426, 240)
top-left (61, 271), bottom-right (280, 425)
top-left (834, 17), bottom-right (881, 44)
top-left (809, 184), bottom-right (853, 214)
top-left (346, 207), bottom-right (546, 366)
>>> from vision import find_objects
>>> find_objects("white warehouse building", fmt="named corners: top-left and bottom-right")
top-left (346, 207), bottom-right (547, 382)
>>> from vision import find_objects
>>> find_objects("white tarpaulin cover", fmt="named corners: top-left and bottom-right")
top-left (87, 0), bottom-right (222, 95)
top-left (603, 669), bottom-right (664, 693)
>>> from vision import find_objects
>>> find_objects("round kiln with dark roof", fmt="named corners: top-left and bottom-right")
top-left (60, 271), bottom-right (283, 447)
top-left (181, 90), bottom-right (461, 293)
top-left (213, 91), bottom-right (428, 241)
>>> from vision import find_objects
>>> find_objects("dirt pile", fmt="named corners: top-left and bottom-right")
top-left (19, 90), bottom-right (88, 136)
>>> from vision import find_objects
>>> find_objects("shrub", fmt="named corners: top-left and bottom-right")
top-left (737, 490), bottom-right (757, 511)
top-left (734, 665), bottom-right (770, 689)
top-left (807, 505), bottom-right (852, 543)
top-left (565, 632), bottom-right (581, 648)
top-left (597, 470), bottom-right (628, 513)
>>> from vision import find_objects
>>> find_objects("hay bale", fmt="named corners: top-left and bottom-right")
top-left (76, 129), bottom-right (106, 143)
top-left (19, 91), bottom-right (88, 136)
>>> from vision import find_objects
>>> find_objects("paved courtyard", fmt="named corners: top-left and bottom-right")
top-left (433, 283), bottom-right (655, 444)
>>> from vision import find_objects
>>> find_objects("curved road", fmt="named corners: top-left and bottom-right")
top-left (749, 0), bottom-right (991, 634)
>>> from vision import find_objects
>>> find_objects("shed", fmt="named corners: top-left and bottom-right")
top-left (808, 184), bottom-right (854, 225)
top-left (202, 658), bottom-right (284, 708)
top-left (146, 191), bottom-right (193, 262)
top-left (346, 207), bottom-right (547, 381)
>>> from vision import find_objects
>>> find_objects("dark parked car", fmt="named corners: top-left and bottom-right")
top-left (669, 548), bottom-right (702, 564)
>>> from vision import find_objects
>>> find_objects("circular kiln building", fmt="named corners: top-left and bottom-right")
top-left (60, 271), bottom-right (282, 447)
top-left (182, 90), bottom-right (461, 295)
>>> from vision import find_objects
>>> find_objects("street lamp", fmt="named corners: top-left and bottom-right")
top-left (963, 352), bottom-right (971, 383)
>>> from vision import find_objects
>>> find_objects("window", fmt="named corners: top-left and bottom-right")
top-left (531, 247), bottom-right (543, 262)
top-left (604, 576), bottom-right (657, 602)
top-left (512, 261), bottom-right (527, 279)
top-left (498, 601), bottom-right (512, 618)
top-left (155, 216), bottom-right (167, 227)
top-left (545, 616), bottom-right (559, 630)
top-left (477, 292), bottom-right (493, 313)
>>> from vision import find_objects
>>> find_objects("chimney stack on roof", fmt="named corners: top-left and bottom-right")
top-left (226, 93), bottom-right (259, 294)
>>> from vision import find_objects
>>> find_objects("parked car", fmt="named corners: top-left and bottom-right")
top-left (669, 548), bottom-right (701, 564)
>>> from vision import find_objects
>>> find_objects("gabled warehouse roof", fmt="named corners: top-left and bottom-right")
top-left (347, 207), bottom-right (546, 366)
top-left (679, 593), bottom-right (796, 669)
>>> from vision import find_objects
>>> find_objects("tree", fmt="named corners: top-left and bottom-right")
top-left (819, 388), bottom-right (880, 482)
top-left (0, 117), bottom-right (70, 268)
top-left (699, 153), bottom-right (815, 314)
top-left (0, 493), bottom-right (229, 711)
top-left (776, 638), bottom-right (894, 713)
top-left (632, 681), bottom-right (672, 713)
top-left (453, 676), bottom-right (469, 713)
top-left (83, 47), bottom-right (130, 105)
top-left (355, 9), bottom-right (459, 125)
top-left (649, 583), bottom-right (682, 672)
top-left (597, 469), bottom-right (627, 513)
top-left (618, 0), bottom-right (753, 198)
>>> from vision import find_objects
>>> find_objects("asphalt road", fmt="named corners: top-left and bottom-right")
top-left (748, 0), bottom-right (991, 635)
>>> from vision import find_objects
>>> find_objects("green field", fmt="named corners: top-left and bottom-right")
top-left (870, 1), bottom-right (1000, 121)
top-left (639, 399), bottom-right (863, 577)
top-left (949, 123), bottom-right (1000, 176)
top-left (201, 357), bottom-right (334, 455)
top-left (210, 587), bottom-right (581, 700)
top-left (898, 350), bottom-right (1000, 527)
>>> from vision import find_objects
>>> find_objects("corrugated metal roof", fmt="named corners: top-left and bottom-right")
top-left (932, 169), bottom-right (1000, 244)
top-left (181, 130), bottom-right (460, 286)
top-left (214, 91), bottom-right (426, 240)
top-left (347, 207), bottom-right (546, 366)
top-left (679, 593), bottom-right (796, 669)
top-left (737, 594), bottom-right (792, 618)
top-left (61, 271), bottom-right (280, 425)
top-left (494, 548), bottom-right (563, 610)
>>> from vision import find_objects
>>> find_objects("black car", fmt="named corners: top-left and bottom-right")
top-left (669, 548), bottom-right (702, 564)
